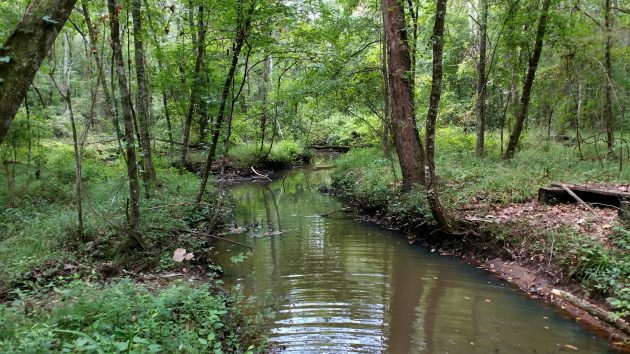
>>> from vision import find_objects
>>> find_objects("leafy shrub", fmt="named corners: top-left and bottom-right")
top-left (0, 279), bottom-right (264, 353)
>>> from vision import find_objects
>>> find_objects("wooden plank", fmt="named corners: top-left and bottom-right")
top-left (558, 184), bottom-right (630, 198)
top-left (540, 184), bottom-right (627, 208)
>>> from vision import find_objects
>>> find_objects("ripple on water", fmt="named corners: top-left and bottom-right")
top-left (216, 167), bottom-right (620, 354)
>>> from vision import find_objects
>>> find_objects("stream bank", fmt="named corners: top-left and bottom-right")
top-left (329, 151), bottom-right (630, 351)
top-left (213, 163), bottom-right (622, 353)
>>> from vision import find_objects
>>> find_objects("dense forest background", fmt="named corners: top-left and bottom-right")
top-left (0, 0), bottom-right (629, 351)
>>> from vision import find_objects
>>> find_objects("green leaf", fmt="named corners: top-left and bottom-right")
top-left (0, 56), bottom-right (11, 64)
top-left (198, 337), bottom-right (208, 345)
top-left (114, 342), bottom-right (129, 351)
top-left (147, 344), bottom-right (162, 352)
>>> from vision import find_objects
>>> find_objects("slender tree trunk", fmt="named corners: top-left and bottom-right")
top-left (145, 7), bottom-right (174, 152)
top-left (108, 0), bottom-right (143, 248)
top-left (260, 53), bottom-right (271, 151)
top-left (380, 3), bottom-right (392, 157)
top-left (424, 0), bottom-right (450, 231)
top-left (51, 35), bottom-right (84, 239)
top-left (196, 1), bottom-right (255, 202)
top-left (575, 82), bottom-right (584, 159)
top-left (81, 0), bottom-right (119, 141)
top-left (503, 0), bottom-right (552, 159)
top-left (475, 0), bottom-right (488, 157)
top-left (180, 5), bottom-right (206, 172)
top-left (382, 0), bottom-right (426, 190)
top-left (0, 0), bottom-right (77, 143)
top-left (603, 0), bottom-right (614, 155)
top-left (131, 0), bottom-right (157, 192)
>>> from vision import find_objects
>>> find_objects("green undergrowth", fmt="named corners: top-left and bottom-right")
top-left (183, 140), bottom-right (312, 174)
top-left (0, 277), bottom-right (266, 353)
top-left (0, 140), bottom-right (233, 292)
top-left (331, 128), bottom-right (630, 316)
top-left (228, 140), bottom-right (312, 170)
top-left (334, 128), bottom-right (629, 210)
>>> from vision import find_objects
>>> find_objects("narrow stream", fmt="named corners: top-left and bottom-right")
top-left (213, 163), bottom-right (618, 353)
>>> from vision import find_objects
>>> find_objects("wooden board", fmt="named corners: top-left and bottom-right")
top-left (538, 184), bottom-right (630, 208)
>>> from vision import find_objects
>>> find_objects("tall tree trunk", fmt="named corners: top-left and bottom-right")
top-left (260, 53), bottom-right (271, 151)
top-left (380, 3), bottom-right (392, 157)
top-left (81, 0), bottom-right (120, 143)
top-left (503, 0), bottom-right (552, 160)
top-left (603, 0), bottom-right (614, 155)
top-left (51, 35), bottom-right (84, 239)
top-left (475, 0), bottom-right (488, 157)
top-left (145, 7), bottom-right (174, 152)
top-left (382, 0), bottom-right (426, 191)
top-left (0, 0), bottom-right (77, 143)
top-left (108, 0), bottom-right (143, 248)
top-left (131, 0), bottom-right (157, 192)
top-left (424, 0), bottom-right (450, 231)
top-left (196, 0), bottom-right (255, 202)
top-left (180, 5), bottom-right (206, 172)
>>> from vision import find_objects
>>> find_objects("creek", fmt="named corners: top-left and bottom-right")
top-left (213, 161), bottom-right (618, 353)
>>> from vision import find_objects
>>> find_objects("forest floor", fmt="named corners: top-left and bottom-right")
top-left (330, 128), bottom-right (630, 350)
top-left (0, 138), bottom-right (312, 352)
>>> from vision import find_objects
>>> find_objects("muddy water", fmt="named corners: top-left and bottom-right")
top-left (214, 165), bottom-right (617, 353)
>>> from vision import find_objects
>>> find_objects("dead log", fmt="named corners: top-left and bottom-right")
top-left (538, 184), bottom-right (630, 208)
top-left (551, 289), bottom-right (630, 337)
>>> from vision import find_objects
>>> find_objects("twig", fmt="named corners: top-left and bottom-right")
top-left (184, 229), bottom-right (253, 251)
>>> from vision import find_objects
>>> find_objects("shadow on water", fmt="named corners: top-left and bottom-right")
top-left (213, 162), bottom-right (620, 353)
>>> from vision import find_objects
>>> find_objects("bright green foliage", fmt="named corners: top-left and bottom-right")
top-left (0, 278), bottom-right (263, 353)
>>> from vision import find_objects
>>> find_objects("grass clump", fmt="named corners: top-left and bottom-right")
top-left (0, 277), bottom-right (265, 353)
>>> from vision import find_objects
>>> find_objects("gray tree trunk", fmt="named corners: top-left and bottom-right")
top-left (424, 0), bottom-right (450, 231)
top-left (0, 0), bottom-right (77, 143)
top-left (108, 0), bottom-right (143, 248)
top-left (475, 0), bottom-right (488, 157)
top-left (131, 0), bottom-right (157, 192)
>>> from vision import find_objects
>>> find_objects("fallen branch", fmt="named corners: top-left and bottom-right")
top-left (556, 183), bottom-right (596, 213)
top-left (184, 229), bottom-right (253, 251)
top-left (250, 167), bottom-right (272, 181)
top-left (551, 289), bottom-right (630, 337)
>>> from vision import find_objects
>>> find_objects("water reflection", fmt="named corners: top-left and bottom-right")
top-left (214, 166), bottom-right (618, 353)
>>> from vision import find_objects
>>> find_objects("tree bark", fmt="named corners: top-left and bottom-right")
top-left (131, 0), bottom-right (157, 192)
top-left (603, 0), bottom-right (614, 155)
top-left (50, 35), bottom-right (83, 239)
top-left (81, 0), bottom-right (120, 143)
top-left (503, 0), bottom-right (552, 159)
top-left (180, 5), bottom-right (206, 172)
top-left (260, 52), bottom-right (271, 151)
top-left (475, 0), bottom-right (488, 157)
top-left (196, 0), bottom-right (255, 202)
top-left (0, 0), bottom-right (77, 143)
top-left (424, 0), bottom-right (450, 231)
top-left (108, 0), bottom-right (143, 248)
top-left (382, 0), bottom-right (426, 190)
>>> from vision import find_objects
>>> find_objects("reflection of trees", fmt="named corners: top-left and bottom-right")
top-left (262, 184), bottom-right (281, 234)
top-left (385, 250), bottom-right (428, 353)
